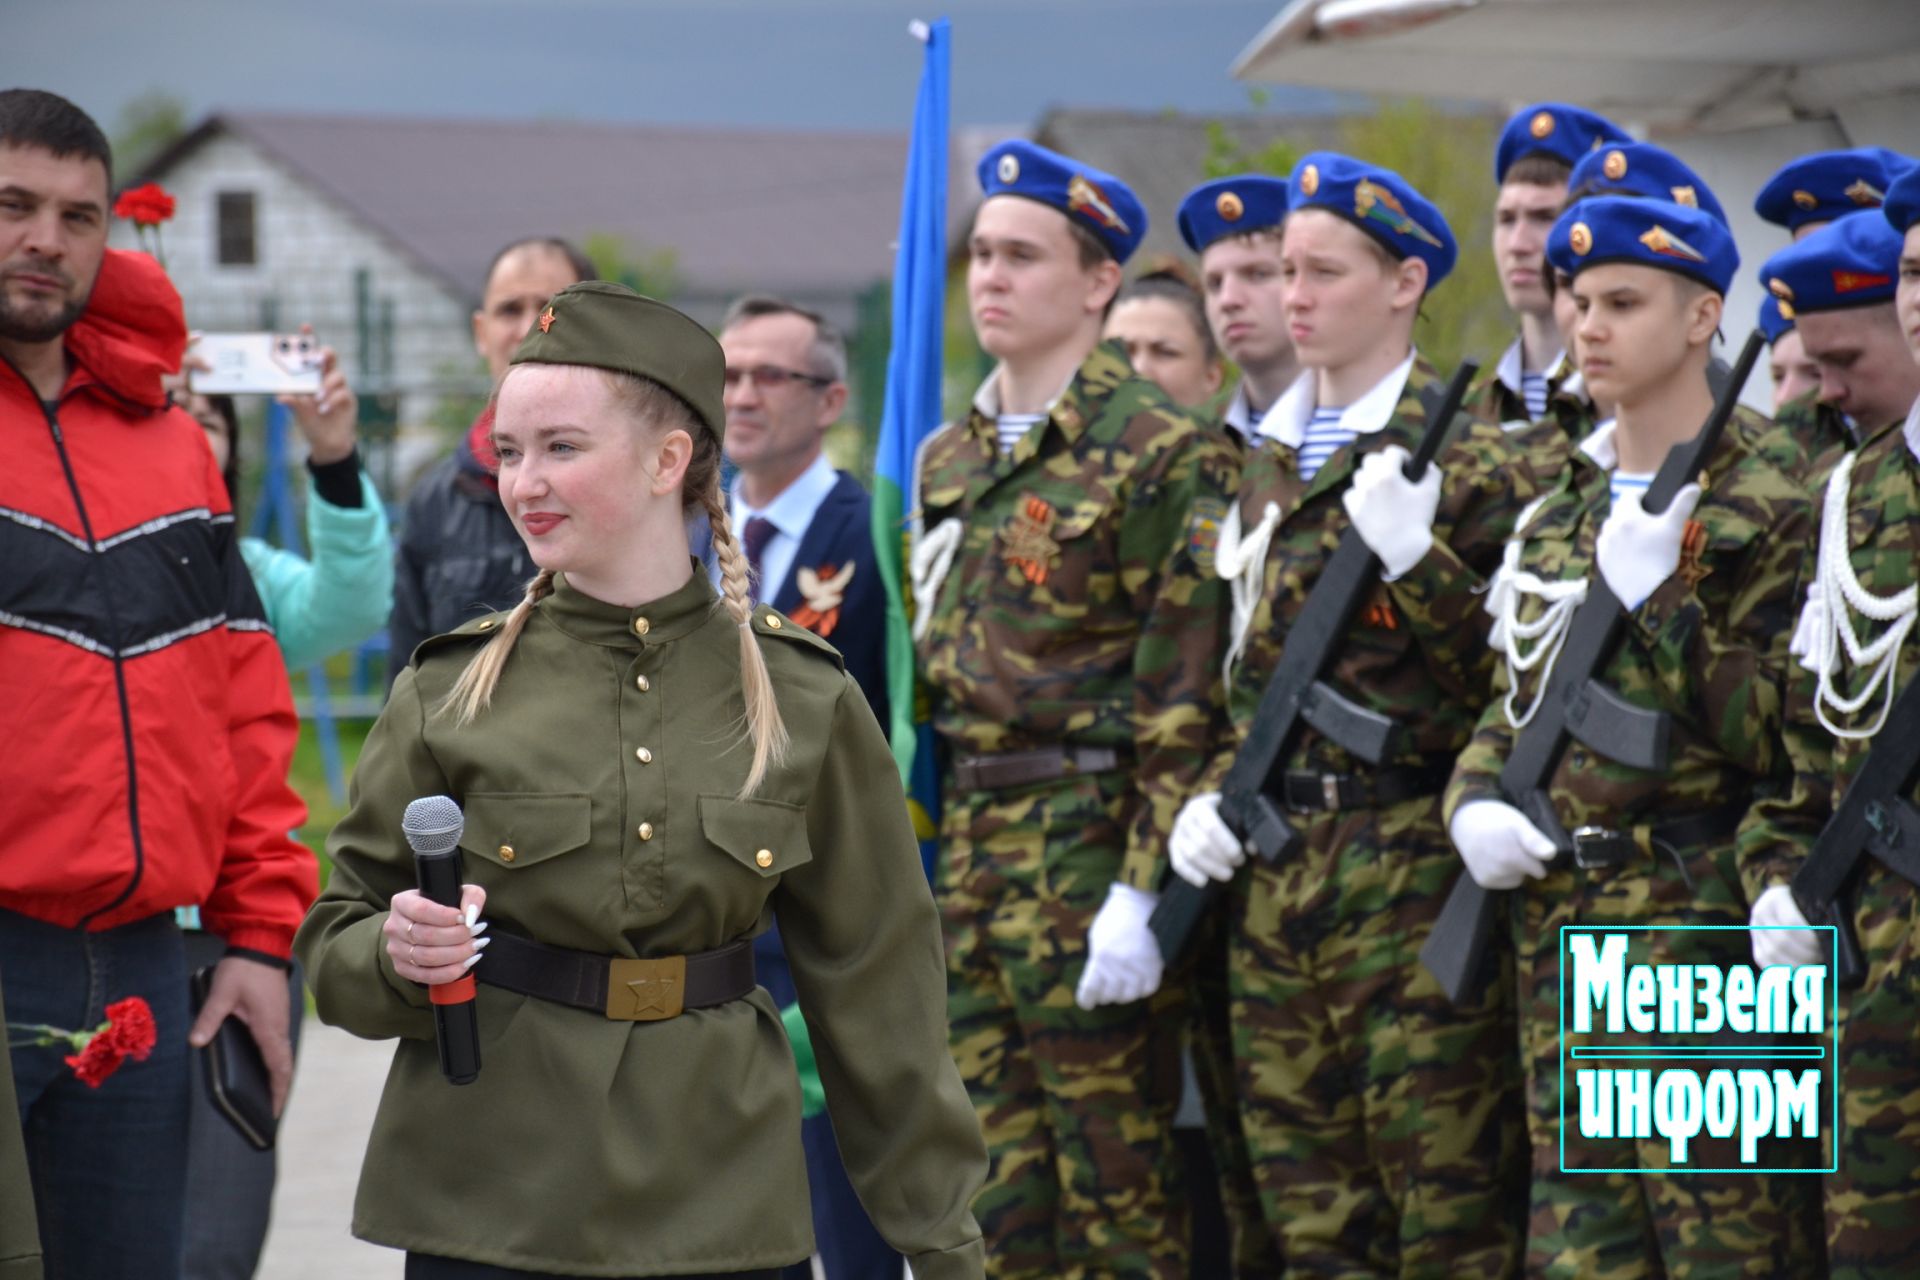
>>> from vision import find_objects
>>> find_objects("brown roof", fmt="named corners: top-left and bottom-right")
top-left (139, 111), bottom-right (914, 308)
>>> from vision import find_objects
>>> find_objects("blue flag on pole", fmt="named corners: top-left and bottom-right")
top-left (871, 17), bottom-right (949, 870)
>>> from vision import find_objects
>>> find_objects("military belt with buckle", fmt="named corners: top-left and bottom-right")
top-left (1568, 802), bottom-right (1748, 875)
top-left (477, 932), bottom-right (756, 1022)
top-left (1275, 762), bottom-right (1453, 814)
top-left (950, 745), bottom-right (1124, 793)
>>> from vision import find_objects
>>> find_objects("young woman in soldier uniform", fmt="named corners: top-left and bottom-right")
top-left (1446, 197), bottom-right (1824, 1277)
top-left (297, 282), bottom-right (987, 1280)
top-left (1166, 152), bottom-right (1535, 1278)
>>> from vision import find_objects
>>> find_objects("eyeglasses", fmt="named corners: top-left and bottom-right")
top-left (722, 364), bottom-right (834, 392)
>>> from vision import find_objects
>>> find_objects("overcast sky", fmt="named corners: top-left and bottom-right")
top-left (37, 0), bottom-right (1336, 139)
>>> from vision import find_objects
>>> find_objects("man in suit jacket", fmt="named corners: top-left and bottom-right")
top-left (718, 295), bottom-right (900, 1280)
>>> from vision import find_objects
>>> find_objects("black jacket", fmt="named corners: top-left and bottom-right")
top-left (388, 430), bottom-right (535, 687)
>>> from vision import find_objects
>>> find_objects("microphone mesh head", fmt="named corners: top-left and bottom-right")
top-left (401, 795), bottom-right (465, 854)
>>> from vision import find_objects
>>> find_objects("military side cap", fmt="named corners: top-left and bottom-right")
top-left (1758, 211), bottom-right (1902, 318)
top-left (1286, 151), bottom-right (1457, 289)
top-left (1883, 162), bottom-right (1920, 234)
top-left (1754, 147), bottom-right (1914, 232)
top-left (1569, 142), bottom-right (1729, 226)
top-left (1758, 294), bottom-right (1795, 345)
top-left (510, 282), bottom-right (725, 443)
top-left (1548, 196), bottom-right (1738, 294)
top-left (1494, 102), bottom-right (1631, 184)
top-left (977, 140), bottom-right (1147, 264)
top-left (1176, 175), bottom-right (1288, 253)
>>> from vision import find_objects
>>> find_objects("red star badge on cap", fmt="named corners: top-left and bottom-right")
top-left (539, 306), bottom-right (555, 333)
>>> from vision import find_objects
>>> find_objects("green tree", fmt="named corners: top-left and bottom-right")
top-left (581, 232), bottom-right (681, 301)
top-left (111, 90), bottom-right (188, 181)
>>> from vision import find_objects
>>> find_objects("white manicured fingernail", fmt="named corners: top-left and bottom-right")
top-left (464, 905), bottom-right (479, 927)
top-left (462, 953), bottom-right (482, 971)
top-left (468, 921), bottom-right (489, 937)
top-left (472, 936), bottom-right (490, 949)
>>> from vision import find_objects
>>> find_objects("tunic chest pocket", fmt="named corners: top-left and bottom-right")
top-left (697, 795), bottom-right (814, 879)
top-left (458, 793), bottom-right (593, 870)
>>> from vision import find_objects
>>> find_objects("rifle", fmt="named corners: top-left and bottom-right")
top-left (1149, 361), bottom-right (1478, 964)
top-left (1789, 670), bottom-right (1920, 987)
top-left (1420, 330), bottom-right (1766, 1004)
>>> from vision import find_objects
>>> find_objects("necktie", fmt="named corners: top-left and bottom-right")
top-left (742, 516), bottom-right (777, 603)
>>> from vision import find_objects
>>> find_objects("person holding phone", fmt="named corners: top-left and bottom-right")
top-left (296, 282), bottom-right (987, 1279)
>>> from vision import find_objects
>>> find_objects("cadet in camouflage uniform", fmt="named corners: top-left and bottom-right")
top-left (1734, 172), bottom-right (1920, 1278)
top-left (1757, 294), bottom-right (1856, 487)
top-left (1168, 153), bottom-right (1534, 1278)
top-left (913, 141), bottom-right (1236, 1279)
top-left (1470, 103), bottom-right (1630, 431)
top-left (1445, 198), bottom-right (1825, 1278)
top-left (1757, 214), bottom-right (1920, 492)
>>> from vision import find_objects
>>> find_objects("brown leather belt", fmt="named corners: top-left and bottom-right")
top-left (478, 932), bottom-right (756, 1022)
top-left (950, 745), bottom-right (1123, 793)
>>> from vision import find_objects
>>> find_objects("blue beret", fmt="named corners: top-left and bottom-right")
top-left (1286, 152), bottom-right (1457, 289)
top-left (1548, 196), bottom-right (1739, 295)
top-left (1884, 162), bottom-right (1920, 235)
top-left (1568, 142), bottom-right (1728, 227)
top-left (976, 139), bottom-right (1147, 265)
top-left (1758, 211), bottom-right (1902, 318)
top-left (1758, 294), bottom-right (1795, 345)
top-left (1177, 175), bottom-right (1289, 254)
top-left (1494, 103), bottom-right (1631, 184)
top-left (1754, 148), bottom-right (1915, 232)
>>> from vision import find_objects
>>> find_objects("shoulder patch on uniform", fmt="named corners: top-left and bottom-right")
top-left (752, 606), bottom-right (846, 669)
top-left (1187, 495), bottom-right (1227, 574)
top-left (410, 611), bottom-right (511, 665)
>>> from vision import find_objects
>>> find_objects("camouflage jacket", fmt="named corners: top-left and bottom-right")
top-left (1734, 412), bottom-right (1920, 892)
top-left (1447, 417), bottom-right (1813, 900)
top-left (1464, 335), bottom-right (1570, 432)
top-left (1511, 371), bottom-right (1775, 489)
top-left (1204, 354), bottom-right (1542, 787)
top-left (914, 341), bottom-right (1239, 891)
top-left (1748, 388), bottom-right (1854, 490)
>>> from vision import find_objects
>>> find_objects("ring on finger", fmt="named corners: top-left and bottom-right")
top-left (409, 943), bottom-right (418, 967)
top-left (406, 919), bottom-right (416, 943)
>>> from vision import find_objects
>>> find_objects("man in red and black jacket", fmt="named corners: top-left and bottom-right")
top-left (0, 89), bottom-right (316, 1280)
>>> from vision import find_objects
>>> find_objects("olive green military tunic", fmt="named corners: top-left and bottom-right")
top-left (297, 570), bottom-right (987, 1278)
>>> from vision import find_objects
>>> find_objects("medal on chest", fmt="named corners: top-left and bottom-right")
top-left (1677, 518), bottom-right (1712, 587)
top-left (790, 562), bottom-right (855, 637)
top-left (1001, 494), bottom-right (1061, 585)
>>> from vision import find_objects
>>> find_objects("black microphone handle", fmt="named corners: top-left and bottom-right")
top-left (414, 847), bottom-right (480, 1085)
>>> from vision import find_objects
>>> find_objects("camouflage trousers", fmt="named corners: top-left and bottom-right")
top-left (1513, 838), bottom-right (1827, 1279)
top-left (938, 768), bottom-right (1188, 1280)
top-left (1188, 908), bottom-right (1286, 1278)
top-left (1824, 866), bottom-right (1920, 1278)
top-left (1227, 792), bottom-right (1526, 1278)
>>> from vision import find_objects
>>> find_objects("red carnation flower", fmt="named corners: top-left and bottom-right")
top-left (113, 183), bottom-right (176, 227)
top-left (58, 996), bottom-right (157, 1089)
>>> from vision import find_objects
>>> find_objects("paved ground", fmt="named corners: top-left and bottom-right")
top-left (257, 1023), bottom-right (833, 1278)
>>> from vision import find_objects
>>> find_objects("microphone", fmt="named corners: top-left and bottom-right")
top-left (402, 795), bottom-right (479, 1085)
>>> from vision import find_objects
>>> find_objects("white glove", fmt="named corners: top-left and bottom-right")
top-left (1447, 800), bottom-right (1557, 890)
top-left (1750, 885), bottom-right (1825, 969)
top-left (1595, 483), bottom-right (1701, 611)
top-left (1074, 883), bottom-right (1165, 1010)
top-left (1789, 580), bottom-right (1828, 674)
top-left (1343, 445), bottom-right (1442, 578)
top-left (1170, 792), bottom-right (1244, 887)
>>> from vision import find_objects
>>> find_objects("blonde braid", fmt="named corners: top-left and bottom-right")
top-left (699, 479), bottom-right (789, 797)
top-left (438, 569), bottom-right (557, 725)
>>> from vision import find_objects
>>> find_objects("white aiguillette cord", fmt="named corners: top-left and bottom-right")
top-left (1810, 452), bottom-right (1917, 740)
top-left (909, 518), bottom-right (963, 642)
top-left (1487, 494), bottom-right (1589, 730)
top-left (1215, 499), bottom-right (1280, 685)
